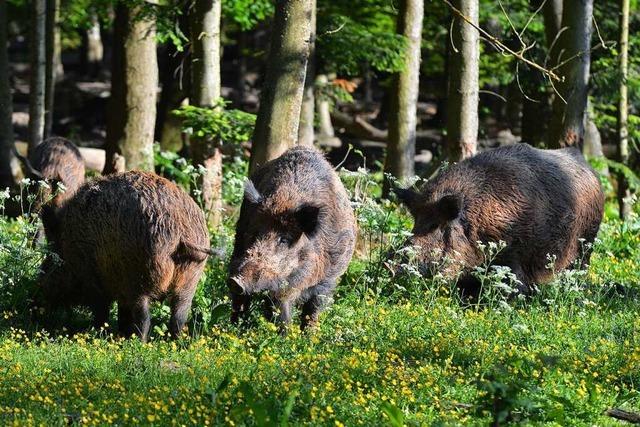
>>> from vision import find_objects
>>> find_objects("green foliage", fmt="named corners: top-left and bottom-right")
top-left (316, 0), bottom-right (406, 76)
top-left (222, 0), bottom-right (274, 31)
top-left (173, 100), bottom-right (256, 144)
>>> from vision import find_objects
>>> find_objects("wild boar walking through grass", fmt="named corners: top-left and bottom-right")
top-left (395, 143), bottom-right (605, 294)
top-left (229, 146), bottom-right (357, 330)
top-left (39, 171), bottom-right (211, 341)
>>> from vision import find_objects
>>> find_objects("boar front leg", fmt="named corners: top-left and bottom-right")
top-left (301, 281), bottom-right (334, 330)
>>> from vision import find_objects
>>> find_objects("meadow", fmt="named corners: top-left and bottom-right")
top-left (0, 156), bottom-right (639, 426)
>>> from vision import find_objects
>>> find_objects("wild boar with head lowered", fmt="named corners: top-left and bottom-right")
top-left (229, 146), bottom-right (356, 330)
top-left (395, 143), bottom-right (604, 294)
top-left (19, 137), bottom-right (86, 209)
top-left (39, 171), bottom-right (211, 341)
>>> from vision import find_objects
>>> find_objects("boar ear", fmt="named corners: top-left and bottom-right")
top-left (244, 180), bottom-right (263, 205)
top-left (435, 194), bottom-right (462, 222)
top-left (393, 187), bottom-right (420, 210)
top-left (295, 204), bottom-right (321, 236)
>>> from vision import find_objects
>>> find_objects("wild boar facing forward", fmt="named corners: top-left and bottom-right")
top-left (395, 143), bottom-right (605, 293)
top-left (39, 171), bottom-right (211, 341)
top-left (229, 146), bottom-right (357, 330)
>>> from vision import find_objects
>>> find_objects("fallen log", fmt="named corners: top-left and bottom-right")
top-left (15, 141), bottom-right (106, 172)
top-left (330, 110), bottom-right (388, 142)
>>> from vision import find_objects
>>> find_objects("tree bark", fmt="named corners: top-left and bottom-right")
top-left (617, 0), bottom-right (631, 219)
top-left (249, 0), bottom-right (313, 173)
top-left (0, 1), bottom-right (20, 188)
top-left (44, 0), bottom-right (62, 138)
top-left (190, 0), bottom-right (222, 228)
top-left (383, 0), bottom-right (423, 190)
top-left (297, 0), bottom-right (316, 147)
top-left (547, 0), bottom-right (593, 149)
top-left (28, 0), bottom-right (47, 154)
top-left (446, 0), bottom-right (479, 161)
top-left (104, 4), bottom-right (158, 173)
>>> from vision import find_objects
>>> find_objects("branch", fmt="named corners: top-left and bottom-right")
top-left (442, 0), bottom-right (561, 82)
top-left (606, 408), bottom-right (640, 424)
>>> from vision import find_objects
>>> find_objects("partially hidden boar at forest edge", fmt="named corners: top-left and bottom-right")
top-left (38, 171), bottom-right (212, 341)
top-left (395, 143), bottom-right (605, 295)
top-left (228, 146), bottom-right (357, 330)
top-left (17, 137), bottom-right (86, 210)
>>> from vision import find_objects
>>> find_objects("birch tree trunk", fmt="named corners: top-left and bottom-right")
top-left (104, 4), bottom-right (158, 173)
top-left (44, 0), bottom-right (62, 138)
top-left (446, 0), bottom-right (479, 161)
top-left (547, 0), bottom-right (593, 149)
top-left (190, 0), bottom-right (222, 228)
top-left (383, 0), bottom-right (423, 191)
top-left (249, 0), bottom-right (313, 173)
top-left (617, 0), bottom-right (631, 219)
top-left (0, 1), bottom-right (20, 188)
top-left (297, 0), bottom-right (316, 147)
top-left (28, 0), bottom-right (47, 154)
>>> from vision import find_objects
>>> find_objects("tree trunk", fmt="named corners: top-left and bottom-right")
top-left (44, 0), bottom-right (62, 138)
top-left (547, 0), bottom-right (593, 149)
top-left (383, 0), bottom-right (423, 191)
top-left (28, 0), bottom-right (47, 154)
top-left (297, 0), bottom-right (316, 147)
top-left (446, 0), bottom-right (479, 161)
top-left (249, 0), bottom-right (313, 173)
top-left (0, 1), bottom-right (20, 188)
top-left (104, 4), bottom-right (158, 173)
top-left (617, 0), bottom-right (631, 219)
top-left (235, 31), bottom-right (248, 105)
top-left (190, 0), bottom-right (222, 228)
top-left (82, 14), bottom-right (103, 78)
top-left (542, 0), bottom-right (562, 49)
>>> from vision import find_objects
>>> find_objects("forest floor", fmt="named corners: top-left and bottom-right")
top-left (0, 162), bottom-right (639, 426)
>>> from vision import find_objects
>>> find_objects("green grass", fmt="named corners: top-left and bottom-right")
top-left (0, 171), bottom-right (639, 426)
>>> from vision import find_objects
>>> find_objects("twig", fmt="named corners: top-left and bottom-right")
top-left (317, 22), bottom-right (346, 38)
top-left (498, 0), bottom-right (525, 49)
top-left (592, 16), bottom-right (608, 49)
top-left (520, 0), bottom-right (546, 38)
top-left (441, 0), bottom-right (561, 82)
top-left (606, 408), bottom-right (640, 424)
top-left (479, 90), bottom-right (507, 103)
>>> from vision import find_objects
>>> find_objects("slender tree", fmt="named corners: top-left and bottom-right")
top-left (44, 0), bottom-right (62, 138)
top-left (104, 3), bottom-right (158, 173)
top-left (446, 0), bottom-right (479, 161)
top-left (28, 0), bottom-right (47, 154)
top-left (82, 14), bottom-right (104, 77)
top-left (383, 0), bottom-right (423, 191)
top-left (190, 0), bottom-right (222, 227)
top-left (542, 0), bottom-right (562, 49)
top-left (0, 0), bottom-right (20, 188)
top-left (547, 0), bottom-right (593, 149)
top-left (297, 0), bottom-right (316, 147)
top-left (249, 0), bottom-right (313, 173)
top-left (617, 0), bottom-right (631, 219)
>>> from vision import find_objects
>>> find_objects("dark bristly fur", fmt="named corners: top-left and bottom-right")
top-left (229, 146), bottom-right (357, 330)
top-left (39, 171), bottom-right (210, 341)
top-left (396, 143), bottom-right (605, 294)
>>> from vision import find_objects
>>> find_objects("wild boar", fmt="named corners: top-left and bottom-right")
top-left (229, 146), bottom-right (356, 330)
top-left (395, 143), bottom-right (604, 294)
top-left (39, 171), bottom-right (211, 341)
top-left (20, 137), bottom-right (86, 209)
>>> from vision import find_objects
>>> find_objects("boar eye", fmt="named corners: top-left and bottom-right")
top-left (278, 235), bottom-right (293, 246)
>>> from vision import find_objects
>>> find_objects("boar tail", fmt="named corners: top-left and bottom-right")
top-left (177, 241), bottom-right (225, 262)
